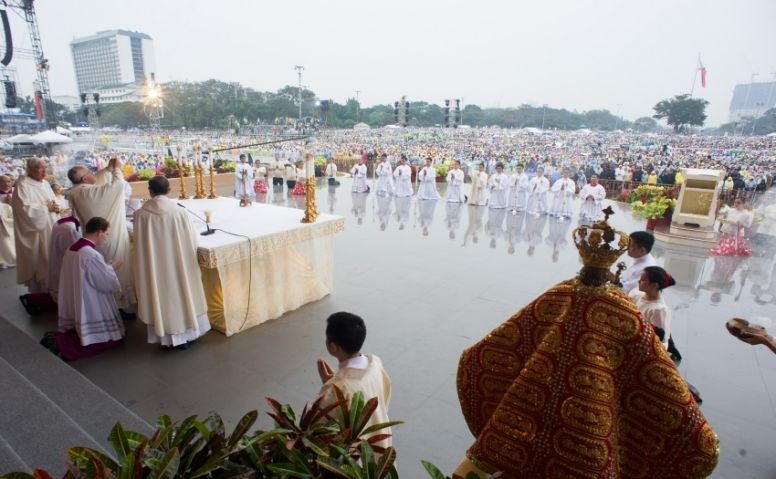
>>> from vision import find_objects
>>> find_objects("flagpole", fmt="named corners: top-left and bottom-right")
top-left (690, 53), bottom-right (700, 98)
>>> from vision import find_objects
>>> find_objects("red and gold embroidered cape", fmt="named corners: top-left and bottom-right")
top-left (457, 279), bottom-right (718, 478)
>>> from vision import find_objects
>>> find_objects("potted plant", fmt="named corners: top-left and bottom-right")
top-left (629, 185), bottom-right (677, 230)
top-left (435, 163), bottom-right (449, 183)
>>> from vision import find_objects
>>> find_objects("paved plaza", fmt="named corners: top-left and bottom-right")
top-left (1, 178), bottom-right (775, 478)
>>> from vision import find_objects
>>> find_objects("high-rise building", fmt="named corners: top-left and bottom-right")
top-left (728, 81), bottom-right (776, 122)
top-left (70, 30), bottom-right (156, 103)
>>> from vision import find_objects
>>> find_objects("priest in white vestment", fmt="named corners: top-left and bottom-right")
top-left (48, 216), bottom-right (82, 302)
top-left (469, 163), bottom-right (488, 206)
top-left (66, 163), bottom-right (135, 309)
top-left (57, 217), bottom-right (124, 361)
top-left (133, 176), bottom-right (210, 349)
top-left (351, 158), bottom-right (369, 193)
top-left (0, 202), bottom-right (15, 268)
top-left (445, 161), bottom-right (466, 203)
top-left (417, 158), bottom-right (440, 200)
top-left (578, 175), bottom-right (606, 223)
top-left (526, 167), bottom-right (550, 216)
top-left (507, 165), bottom-right (529, 212)
top-left (235, 154), bottom-right (255, 200)
top-left (487, 163), bottom-right (508, 209)
top-left (392, 155), bottom-right (413, 198)
top-left (549, 168), bottom-right (576, 219)
top-left (375, 154), bottom-right (394, 196)
top-left (11, 158), bottom-right (60, 292)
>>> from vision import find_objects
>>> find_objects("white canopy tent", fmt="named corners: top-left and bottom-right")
top-left (30, 130), bottom-right (73, 144)
top-left (5, 134), bottom-right (39, 144)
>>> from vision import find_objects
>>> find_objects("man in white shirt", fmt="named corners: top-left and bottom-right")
top-left (325, 158), bottom-right (339, 186)
top-left (235, 154), bottom-right (255, 200)
top-left (620, 231), bottom-right (657, 293)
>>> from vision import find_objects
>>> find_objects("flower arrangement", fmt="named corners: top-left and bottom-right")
top-left (435, 163), bottom-right (449, 180)
top-left (138, 168), bottom-right (156, 181)
top-left (628, 185), bottom-right (677, 220)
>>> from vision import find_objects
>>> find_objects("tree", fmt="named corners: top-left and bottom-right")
top-left (653, 94), bottom-right (709, 133)
top-left (633, 116), bottom-right (659, 132)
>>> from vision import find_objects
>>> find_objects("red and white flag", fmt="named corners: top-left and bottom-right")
top-left (698, 57), bottom-right (707, 88)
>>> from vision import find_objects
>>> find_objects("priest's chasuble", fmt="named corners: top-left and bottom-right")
top-left (133, 196), bottom-right (208, 339)
top-left (456, 279), bottom-right (719, 479)
top-left (67, 175), bottom-right (135, 307)
top-left (10, 176), bottom-right (58, 290)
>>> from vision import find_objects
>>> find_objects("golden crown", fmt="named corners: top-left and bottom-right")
top-left (572, 206), bottom-right (630, 270)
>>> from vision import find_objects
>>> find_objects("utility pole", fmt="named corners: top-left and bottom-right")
top-left (355, 90), bottom-right (361, 123)
top-left (294, 65), bottom-right (304, 120)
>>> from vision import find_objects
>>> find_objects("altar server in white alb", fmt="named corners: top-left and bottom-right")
top-left (235, 154), bottom-right (255, 200)
top-left (0, 199), bottom-right (14, 269)
top-left (469, 163), bottom-right (488, 206)
top-left (392, 154), bottom-right (413, 197)
top-left (578, 175), bottom-right (606, 223)
top-left (549, 168), bottom-right (576, 219)
top-left (445, 160), bottom-right (466, 203)
top-left (507, 164), bottom-right (530, 213)
top-left (375, 154), bottom-right (394, 196)
top-left (66, 161), bottom-right (135, 310)
top-left (526, 167), bottom-right (550, 216)
top-left (351, 158), bottom-right (369, 193)
top-left (48, 216), bottom-right (82, 302)
top-left (57, 217), bottom-right (124, 361)
top-left (11, 158), bottom-right (60, 293)
top-left (133, 176), bottom-right (210, 350)
top-left (487, 163), bottom-right (509, 209)
top-left (417, 157), bottom-right (440, 200)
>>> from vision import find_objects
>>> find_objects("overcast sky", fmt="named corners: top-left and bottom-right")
top-left (4, 0), bottom-right (775, 126)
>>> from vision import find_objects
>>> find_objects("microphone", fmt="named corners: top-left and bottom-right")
top-left (177, 203), bottom-right (216, 236)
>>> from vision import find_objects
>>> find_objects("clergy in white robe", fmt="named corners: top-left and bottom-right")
top-left (235, 154), bottom-right (255, 200)
top-left (445, 161), bottom-right (466, 203)
top-left (578, 175), bottom-right (606, 223)
top-left (549, 169), bottom-right (576, 219)
top-left (469, 163), bottom-right (488, 206)
top-left (133, 176), bottom-right (210, 348)
top-left (487, 163), bottom-right (508, 209)
top-left (0, 202), bottom-right (15, 268)
top-left (417, 158), bottom-right (440, 200)
top-left (375, 155), bottom-right (394, 196)
top-left (47, 216), bottom-right (82, 302)
top-left (526, 168), bottom-right (550, 216)
top-left (11, 158), bottom-right (60, 292)
top-left (392, 156), bottom-right (413, 197)
top-left (57, 217), bottom-right (124, 361)
top-left (66, 164), bottom-right (135, 309)
top-left (507, 165), bottom-right (529, 212)
top-left (351, 160), bottom-right (369, 193)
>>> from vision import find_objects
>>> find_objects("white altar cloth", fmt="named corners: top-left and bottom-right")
top-left (178, 197), bottom-right (344, 336)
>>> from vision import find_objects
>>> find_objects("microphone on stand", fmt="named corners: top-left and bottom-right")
top-left (177, 203), bottom-right (216, 236)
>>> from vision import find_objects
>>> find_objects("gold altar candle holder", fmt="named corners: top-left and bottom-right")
top-left (178, 165), bottom-right (189, 199)
top-left (194, 164), bottom-right (206, 199)
top-left (301, 177), bottom-right (319, 223)
top-left (208, 163), bottom-right (217, 199)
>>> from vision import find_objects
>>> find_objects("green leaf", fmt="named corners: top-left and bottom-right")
top-left (315, 458), bottom-right (352, 478)
top-left (266, 463), bottom-right (313, 478)
top-left (347, 392), bottom-right (365, 431)
top-left (118, 452), bottom-right (135, 479)
top-left (108, 422), bottom-right (131, 460)
top-left (227, 410), bottom-right (257, 448)
top-left (360, 421), bottom-right (403, 436)
top-left (148, 447), bottom-right (179, 479)
top-left (155, 414), bottom-right (172, 430)
top-left (421, 460), bottom-right (448, 479)
top-left (360, 442), bottom-right (374, 477)
top-left (375, 447), bottom-right (397, 479)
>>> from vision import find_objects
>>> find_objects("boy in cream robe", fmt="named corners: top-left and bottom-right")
top-left (47, 216), bottom-right (82, 302)
top-left (66, 162), bottom-right (135, 310)
top-left (316, 312), bottom-right (393, 448)
top-left (133, 176), bottom-right (210, 349)
top-left (469, 163), bottom-right (488, 206)
top-left (0, 201), bottom-right (14, 268)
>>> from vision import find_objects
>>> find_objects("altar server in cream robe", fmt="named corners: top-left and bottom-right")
top-left (11, 158), bottom-right (60, 292)
top-left (469, 163), bottom-right (488, 206)
top-left (133, 176), bottom-right (210, 348)
top-left (445, 160), bottom-right (466, 203)
top-left (48, 216), bottom-right (82, 302)
top-left (66, 161), bottom-right (135, 309)
top-left (0, 198), bottom-right (15, 268)
top-left (392, 155), bottom-right (413, 197)
top-left (417, 157), bottom-right (440, 200)
top-left (235, 154), bottom-right (255, 200)
top-left (375, 154), bottom-right (393, 195)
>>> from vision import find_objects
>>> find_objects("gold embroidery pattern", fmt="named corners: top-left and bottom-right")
top-left (480, 433), bottom-right (529, 470)
top-left (678, 454), bottom-right (719, 479)
top-left (568, 365), bottom-right (615, 402)
top-left (484, 321), bottom-right (520, 347)
top-left (544, 458), bottom-right (599, 479)
top-left (625, 389), bottom-right (684, 431)
top-left (560, 396), bottom-right (613, 437)
top-left (638, 361), bottom-right (692, 404)
top-left (534, 295), bottom-right (573, 324)
top-left (494, 409), bottom-right (537, 442)
top-left (520, 353), bottom-right (554, 385)
top-left (535, 325), bottom-right (563, 353)
top-left (697, 423), bottom-right (720, 457)
top-left (585, 302), bottom-right (641, 341)
top-left (576, 332), bottom-right (626, 369)
top-left (618, 446), bottom-right (649, 479)
top-left (507, 379), bottom-right (546, 412)
top-left (617, 416), bottom-right (665, 457)
top-left (481, 346), bottom-right (522, 376)
top-left (552, 428), bottom-right (608, 470)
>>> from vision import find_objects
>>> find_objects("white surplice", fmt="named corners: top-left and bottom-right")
top-left (47, 218), bottom-right (81, 301)
top-left (578, 183), bottom-right (606, 222)
top-left (375, 161), bottom-right (394, 195)
top-left (417, 166), bottom-right (440, 200)
top-left (549, 177), bottom-right (576, 218)
top-left (446, 169), bottom-right (466, 203)
top-left (11, 176), bottom-right (58, 291)
top-left (133, 196), bottom-right (210, 346)
top-left (487, 173), bottom-right (509, 209)
top-left (469, 171), bottom-right (488, 206)
top-left (526, 175), bottom-right (550, 216)
top-left (67, 171), bottom-right (135, 308)
top-left (0, 202), bottom-right (15, 267)
top-left (351, 164), bottom-right (368, 193)
top-left (235, 163), bottom-right (255, 200)
top-left (507, 172), bottom-right (530, 211)
top-left (58, 240), bottom-right (124, 346)
top-left (392, 165), bottom-right (413, 197)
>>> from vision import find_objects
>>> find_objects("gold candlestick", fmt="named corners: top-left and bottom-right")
top-left (178, 165), bottom-right (188, 199)
top-left (301, 176), bottom-right (319, 223)
top-left (194, 164), bottom-right (205, 199)
top-left (208, 162), bottom-right (217, 199)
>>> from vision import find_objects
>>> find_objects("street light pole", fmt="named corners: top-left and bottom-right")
top-left (356, 90), bottom-right (361, 123)
top-left (294, 65), bottom-right (304, 120)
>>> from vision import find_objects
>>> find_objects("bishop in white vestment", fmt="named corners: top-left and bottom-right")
top-left (526, 168), bottom-right (550, 216)
top-left (578, 175), bottom-right (606, 223)
top-left (548, 169), bottom-right (576, 219)
top-left (133, 176), bottom-right (210, 348)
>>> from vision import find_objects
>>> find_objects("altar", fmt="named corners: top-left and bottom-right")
top-left (178, 197), bottom-right (344, 336)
